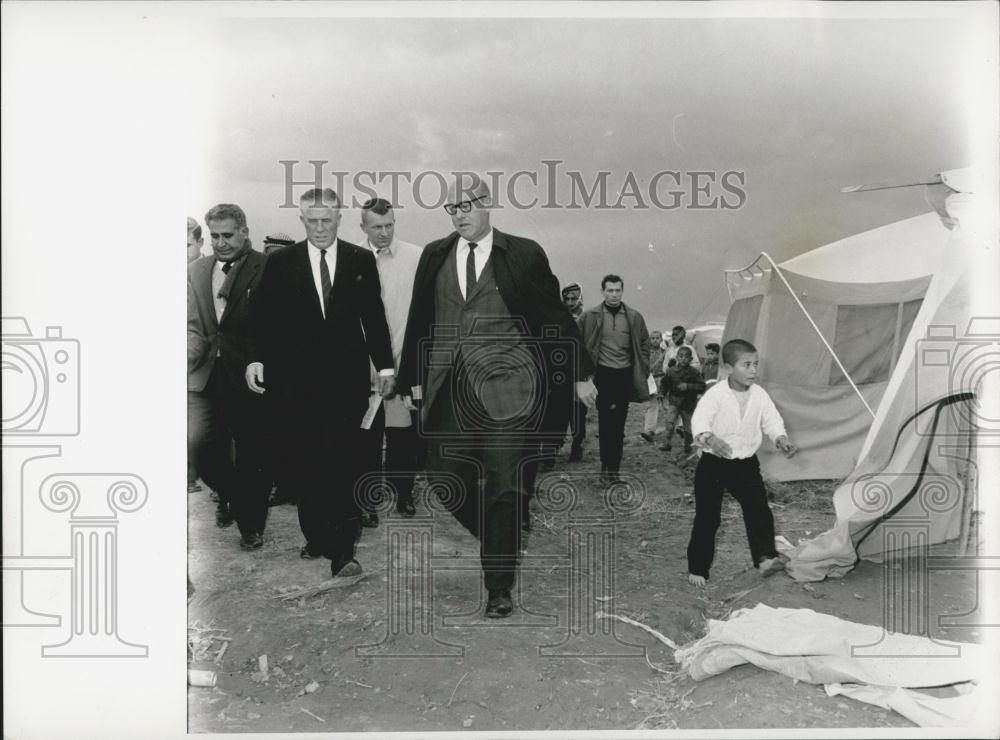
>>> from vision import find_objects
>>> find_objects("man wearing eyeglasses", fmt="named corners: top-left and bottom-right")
top-left (398, 174), bottom-right (597, 618)
top-left (245, 188), bottom-right (395, 578)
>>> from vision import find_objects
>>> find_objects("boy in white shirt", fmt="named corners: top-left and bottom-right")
top-left (687, 339), bottom-right (797, 586)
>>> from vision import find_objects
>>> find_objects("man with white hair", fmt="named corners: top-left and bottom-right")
top-left (246, 188), bottom-right (395, 578)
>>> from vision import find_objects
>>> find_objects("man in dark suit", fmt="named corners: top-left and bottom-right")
top-left (398, 174), bottom-right (597, 618)
top-left (246, 188), bottom-right (395, 577)
top-left (188, 203), bottom-right (269, 549)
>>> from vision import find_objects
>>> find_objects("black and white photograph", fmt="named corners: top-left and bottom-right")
top-left (3, 2), bottom-right (999, 738)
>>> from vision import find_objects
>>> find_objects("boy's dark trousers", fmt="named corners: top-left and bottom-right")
top-left (595, 365), bottom-right (633, 473)
top-left (687, 452), bottom-right (778, 578)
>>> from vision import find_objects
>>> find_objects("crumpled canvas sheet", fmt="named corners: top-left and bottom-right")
top-left (674, 604), bottom-right (990, 727)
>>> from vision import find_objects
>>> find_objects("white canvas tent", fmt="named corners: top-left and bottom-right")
top-left (722, 212), bottom-right (950, 481)
top-left (788, 178), bottom-right (996, 580)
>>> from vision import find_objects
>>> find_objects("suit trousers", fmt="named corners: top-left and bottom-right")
top-left (286, 411), bottom-right (364, 567)
top-left (595, 365), bottom-right (633, 472)
top-left (188, 366), bottom-right (270, 537)
top-left (426, 373), bottom-right (524, 592)
top-left (686, 453), bottom-right (778, 578)
top-left (360, 404), bottom-right (420, 511)
top-left (570, 399), bottom-right (588, 452)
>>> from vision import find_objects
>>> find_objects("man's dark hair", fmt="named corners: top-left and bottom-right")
top-left (601, 274), bottom-right (623, 290)
top-left (361, 197), bottom-right (393, 215)
top-left (672, 325), bottom-right (686, 334)
top-left (204, 203), bottom-right (247, 230)
top-left (706, 342), bottom-right (720, 354)
top-left (361, 198), bottom-right (393, 224)
top-left (722, 338), bottom-right (757, 366)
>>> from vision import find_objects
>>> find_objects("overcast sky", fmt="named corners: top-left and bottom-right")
top-left (184, 12), bottom-right (986, 330)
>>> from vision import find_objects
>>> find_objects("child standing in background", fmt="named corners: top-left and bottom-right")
top-left (686, 339), bottom-right (798, 587)
top-left (659, 346), bottom-right (705, 455)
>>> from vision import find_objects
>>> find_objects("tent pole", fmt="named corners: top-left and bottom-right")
top-left (759, 252), bottom-right (876, 419)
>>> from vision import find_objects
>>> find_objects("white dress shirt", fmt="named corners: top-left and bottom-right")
top-left (211, 261), bottom-right (228, 322)
top-left (306, 239), bottom-right (337, 318)
top-left (455, 229), bottom-right (494, 297)
top-left (691, 380), bottom-right (787, 459)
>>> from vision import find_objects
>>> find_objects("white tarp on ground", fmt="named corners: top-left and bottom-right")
top-left (674, 604), bottom-right (993, 728)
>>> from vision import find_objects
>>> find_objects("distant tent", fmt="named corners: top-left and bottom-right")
top-left (787, 179), bottom-right (995, 580)
top-left (721, 212), bottom-right (951, 481)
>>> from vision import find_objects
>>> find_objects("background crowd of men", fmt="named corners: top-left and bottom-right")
top-left (187, 175), bottom-right (720, 617)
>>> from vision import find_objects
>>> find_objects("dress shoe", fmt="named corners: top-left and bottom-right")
top-left (239, 532), bottom-right (263, 550)
top-left (331, 558), bottom-right (363, 578)
top-left (659, 443), bottom-right (672, 452)
top-left (300, 544), bottom-right (324, 560)
top-left (396, 500), bottom-right (416, 518)
top-left (568, 447), bottom-right (583, 463)
top-left (215, 502), bottom-right (234, 528)
top-left (640, 432), bottom-right (655, 443)
top-left (485, 589), bottom-right (513, 618)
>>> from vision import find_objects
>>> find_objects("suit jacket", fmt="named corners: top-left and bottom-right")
top-left (398, 228), bottom-right (594, 433)
top-left (248, 239), bottom-right (393, 427)
top-left (579, 302), bottom-right (651, 402)
top-left (188, 250), bottom-right (266, 393)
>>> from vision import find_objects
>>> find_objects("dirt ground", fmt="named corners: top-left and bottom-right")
top-left (188, 406), bottom-right (981, 733)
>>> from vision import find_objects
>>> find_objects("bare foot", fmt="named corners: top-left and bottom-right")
top-left (688, 573), bottom-right (707, 587)
top-left (758, 557), bottom-right (785, 577)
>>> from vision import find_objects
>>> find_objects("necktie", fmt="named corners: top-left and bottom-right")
top-left (320, 249), bottom-right (331, 315)
top-left (221, 261), bottom-right (233, 275)
top-left (465, 242), bottom-right (478, 301)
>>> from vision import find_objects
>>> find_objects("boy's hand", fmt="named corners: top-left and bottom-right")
top-left (703, 434), bottom-right (732, 459)
top-left (775, 435), bottom-right (798, 458)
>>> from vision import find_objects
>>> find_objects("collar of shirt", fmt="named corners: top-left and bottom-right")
top-left (367, 238), bottom-right (396, 258)
top-left (457, 229), bottom-right (493, 259)
top-left (307, 239), bottom-right (338, 259)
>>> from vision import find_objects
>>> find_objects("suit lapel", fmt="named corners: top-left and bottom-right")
top-left (196, 258), bottom-right (219, 333)
top-left (330, 239), bottom-right (351, 303)
top-left (292, 242), bottom-right (324, 319)
top-left (219, 253), bottom-right (258, 326)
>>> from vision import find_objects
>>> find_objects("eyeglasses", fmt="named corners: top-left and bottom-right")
top-left (444, 196), bottom-right (485, 215)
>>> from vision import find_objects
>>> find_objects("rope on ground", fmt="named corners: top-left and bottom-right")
top-left (596, 611), bottom-right (680, 651)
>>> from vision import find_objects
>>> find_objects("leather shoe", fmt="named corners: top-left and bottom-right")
top-left (331, 558), bottom-right (363, 578)
top-left (239, 532), bottom-right (263, 550)
top-left (215, 502), bottom-right (234, 528)
top-left (485, 589), bottom-right (513, 618)
top-left (396, 500), bottom-right (416, 518)
top-left (360, 512), bottom-right (379, 528)
top-left (640, 432), bottom-right (655, 443)
top-left (300, 544), bottom-right (324, 560)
